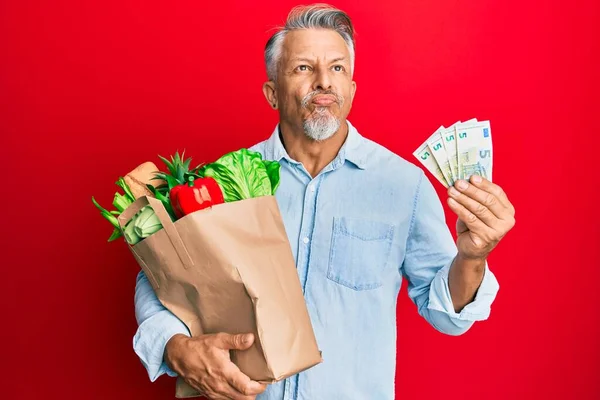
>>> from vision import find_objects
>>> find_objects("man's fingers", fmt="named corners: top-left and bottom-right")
top-left (188, 372), bottom-right (258, 400)
top-left (215, 332), bottom-right (255, 350)
top-left (456, 218), bottom-right (468, 235)
top-left (193, 373), bottom-right (256, 400)
top-left (225, 364), bottom-right (268, 396)
top-left (211, 381), bottom-right (256, 400)
top-left (447, 197), bottom-right (489, 234)
top-left (198, 333), bottom-right (263, 399)
top-left (448, 185), bottom-right (499, 228)
top-left (467, 175), bottom-right (514, 213)
top-left (450, 179), bottom-right (507, 220)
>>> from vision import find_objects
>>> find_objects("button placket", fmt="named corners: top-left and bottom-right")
top-left (296, 178), bottom-right (320, 292)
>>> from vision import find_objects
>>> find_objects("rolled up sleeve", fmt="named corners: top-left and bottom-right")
top-left (133, 270), bottom-right (190, 381)
top-left (429, 260), bottom-right (499, 320)
top-left (401, 172), bottom-right (500, 336)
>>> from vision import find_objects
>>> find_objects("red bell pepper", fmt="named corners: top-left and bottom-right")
top-left (170, 176), bottom-right (224, 218)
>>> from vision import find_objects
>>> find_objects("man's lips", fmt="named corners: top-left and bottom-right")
top-left (311, 95), bottom-right (336, 106)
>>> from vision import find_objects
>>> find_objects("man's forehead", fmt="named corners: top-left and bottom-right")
top-left (281, 29), bottom-right (350, 60)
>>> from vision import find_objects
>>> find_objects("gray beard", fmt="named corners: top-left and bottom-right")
top-left (302, 107), bottom-right (341, 141)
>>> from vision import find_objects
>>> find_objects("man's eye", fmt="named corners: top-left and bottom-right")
top-left (296, 65), bottom-right (310, 72)
top-left (333, 65), bottom-right (345, 72)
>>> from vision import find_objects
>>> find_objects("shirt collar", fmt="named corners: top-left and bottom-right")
top-left (264, 119), bottom-right (367, 169)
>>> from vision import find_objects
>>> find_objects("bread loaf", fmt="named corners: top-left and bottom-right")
top-left (124, 162), bottom-right (166, 199)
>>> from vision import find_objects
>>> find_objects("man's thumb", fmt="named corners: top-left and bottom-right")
top-left (222, 333), bottom-right (254, 350)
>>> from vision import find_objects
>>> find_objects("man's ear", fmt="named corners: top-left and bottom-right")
top-left (351, 81), bottom-right (357, 102)
top-left (262, 81), bottom-right (278, 109)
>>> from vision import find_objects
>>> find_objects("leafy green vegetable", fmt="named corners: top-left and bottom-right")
top-left (115, 177), bottom-right (136, 202)
top-left (121, 206), bottom-right (163, 245)
top-left (92, 196), bottom-right (120, 229)
top-left (262, 159), bottom-right (281, 195)
top-left (123, 218), bottom-right (140, 245)
top-left (113, 192), bottom-right (133, 213)
top-left (108, 227), bottom-right (122, 242)
top-left (155, 151), bottom-right (203, 192)
top-left (134, 206), bottom-right (163, 238)
top-left (146, 184), bottom-right (178, 222)
top-left (199, 148), bottom-right (281, 202)
top-left (93, 178), bottom-right (137, 242)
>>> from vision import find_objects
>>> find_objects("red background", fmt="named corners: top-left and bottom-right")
top-left (2, 1), bottom-right (599, 399)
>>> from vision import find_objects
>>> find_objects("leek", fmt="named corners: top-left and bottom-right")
top-left (133, 206), bottom-right (163, 238)
top-left (123, 218), bottom-right (141, 245)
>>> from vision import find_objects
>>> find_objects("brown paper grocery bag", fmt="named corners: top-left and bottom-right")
top-left (118, 195), bottom-right (322, 398)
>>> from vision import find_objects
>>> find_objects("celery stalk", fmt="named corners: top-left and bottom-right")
top-left (115, 177), bottom-right (136, 202)
top-left (113, 192), bottom-right (133, 213)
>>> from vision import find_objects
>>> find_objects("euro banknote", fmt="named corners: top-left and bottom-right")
top-left (414, 119), bottom-right (493, 187)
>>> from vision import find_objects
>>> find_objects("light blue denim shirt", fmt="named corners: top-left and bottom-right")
top-left (133, 120), bottom-right (500, 400)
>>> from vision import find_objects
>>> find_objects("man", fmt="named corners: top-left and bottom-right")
top-left (133, 4), bottom-right (515, 400)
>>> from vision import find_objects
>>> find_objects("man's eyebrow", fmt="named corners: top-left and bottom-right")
top-left (289, 57), bottom-right (316, 63)
top-left (329, 57), bottom-right (348, 64)
top-left (288, 56), bottom-right (348, 64)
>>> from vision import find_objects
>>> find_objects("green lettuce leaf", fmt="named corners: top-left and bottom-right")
top-left (262, 159), bottom-right (281, 195)
top-left (201, 149), bottom-right (281, 202)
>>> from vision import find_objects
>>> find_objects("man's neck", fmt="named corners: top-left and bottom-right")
top-left (279, 120), bottom-right (349, 178)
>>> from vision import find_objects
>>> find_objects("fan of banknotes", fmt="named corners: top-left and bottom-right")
top-left (413, 119), bottom-right (492, 188)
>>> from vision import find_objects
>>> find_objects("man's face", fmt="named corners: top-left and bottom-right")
top-left (273, 29), bottom-right (356, 141)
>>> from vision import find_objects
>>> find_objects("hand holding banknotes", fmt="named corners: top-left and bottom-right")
top-left (165, 333), bottom-right (267, 400)
top-left (447, 175), bottom-right (515, 260)
top-left (414, 119), bottom-right (515, 260)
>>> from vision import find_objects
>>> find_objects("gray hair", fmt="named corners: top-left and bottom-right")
top-left (264, 4), bottom-right (356, 82)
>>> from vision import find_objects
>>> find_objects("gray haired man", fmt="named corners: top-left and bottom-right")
top-left (133, 4), bottom-right (515, 399)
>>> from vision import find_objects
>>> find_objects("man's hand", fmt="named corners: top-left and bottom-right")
top-left (447, 175), bottom-right (515, 260)
top-left (164, 332), bottom-right (268, 400)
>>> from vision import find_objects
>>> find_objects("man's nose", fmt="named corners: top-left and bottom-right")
top-left (312, 67), bottom-right (332, 91)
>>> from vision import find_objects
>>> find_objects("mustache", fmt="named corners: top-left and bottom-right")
top-left (301, 90), bottom-right (345, 108)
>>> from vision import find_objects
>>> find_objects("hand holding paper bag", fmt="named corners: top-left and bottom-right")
top-left (93, 149), bottom-right (322, 399)
top-left (164, 333), bottom-right (267, 399)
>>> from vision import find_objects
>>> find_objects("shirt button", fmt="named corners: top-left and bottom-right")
top-left (302, 237), bottom-right (309, 244)
top-left (309, 184), bottom-right (316, 192)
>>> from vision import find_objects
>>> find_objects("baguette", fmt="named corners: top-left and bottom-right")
top-left (124, 162), bottom-right (166, 199)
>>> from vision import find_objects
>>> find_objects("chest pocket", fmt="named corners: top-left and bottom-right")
top-left (327, 217), bottom-right (395, 291)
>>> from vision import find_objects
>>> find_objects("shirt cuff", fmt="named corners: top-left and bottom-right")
top-left (427, 259), bottom-right (500, 322)
top-left (132, 310), bottom-right (191, 382)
